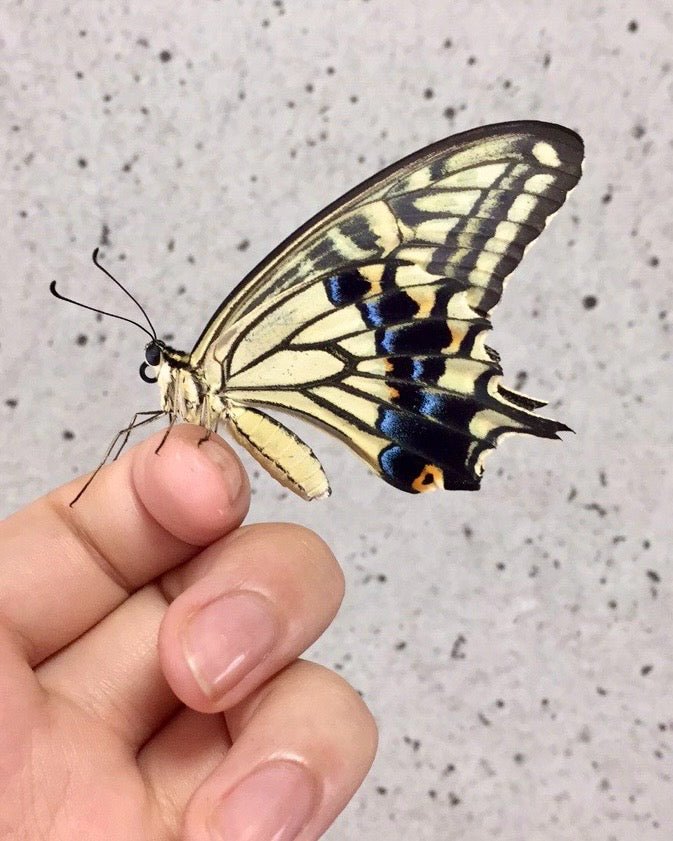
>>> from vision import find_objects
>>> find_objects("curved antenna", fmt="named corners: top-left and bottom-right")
top-left (49, 280), bottom-right (156, 340)
top-left (91, 248), bottom-right (157, 338)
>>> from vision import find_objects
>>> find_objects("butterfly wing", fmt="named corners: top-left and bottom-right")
top-left (194, 121), bottom-right (584, 497)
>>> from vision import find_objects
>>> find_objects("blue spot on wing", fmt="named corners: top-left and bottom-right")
top-left (417, 390), bottom-right (476, 427)
top-left (387, 384), bottom-right (477, 430)
top-left (387, 356), bottom-right (447, 384)
top-left (377, 406), bottom-right (471, 466)
top-left (378, 445), bottom-right (426, 492)
top-left (375, 321), bottom-right (451, 355)
top-left (324, 270), bottom-right (370, 306)
top-left (359, 300), bottom-right (386, 327)
top-left (379, 330), bottom-right (395, 353)
top-left (357, 290), bottom-right (420, 329)
top-left (418, 391), bottom-right (445, 417)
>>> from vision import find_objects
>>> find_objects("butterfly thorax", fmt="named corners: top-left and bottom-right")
top-left (156, 346), bottom-right (226, 430)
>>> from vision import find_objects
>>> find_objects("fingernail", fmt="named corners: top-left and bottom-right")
top-left (183, 591), bottom-right (279, 697)
top-left (210, 760), bottom-right (318, 841)
top-left (200, 439), bottom-right (244, 502)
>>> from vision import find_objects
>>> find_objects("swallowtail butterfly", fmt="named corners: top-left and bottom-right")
top-left (52, 121), bottom-right (584, 501)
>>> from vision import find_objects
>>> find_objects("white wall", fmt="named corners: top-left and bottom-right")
top-left (1, 2), bottom-right (671, 838)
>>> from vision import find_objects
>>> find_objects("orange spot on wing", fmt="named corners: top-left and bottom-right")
top-left (412, 464), bottom-right (443, 493)
top-left (448, 323), bottom-right (469, 354)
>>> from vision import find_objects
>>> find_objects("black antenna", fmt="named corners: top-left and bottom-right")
top-left (49, 281), bottom-right (156, 340)
top-left (49, 249), bottom-right (157, 340)
top-left (90, 248), bottom-right (156, 338)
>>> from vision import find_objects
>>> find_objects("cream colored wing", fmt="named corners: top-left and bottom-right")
top-left (195, 122), bottom-right (583, 495)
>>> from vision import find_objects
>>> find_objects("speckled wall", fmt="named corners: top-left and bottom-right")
top-left (2, 1), bottom-right (672, 838)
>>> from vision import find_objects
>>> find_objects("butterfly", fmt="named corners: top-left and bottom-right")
top-left (52, 120), bottom-right (584, 502)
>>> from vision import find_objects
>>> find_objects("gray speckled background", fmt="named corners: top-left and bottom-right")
top-left (2, 1), bottom-right (672, 838)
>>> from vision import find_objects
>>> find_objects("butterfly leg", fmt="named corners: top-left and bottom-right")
top-left (70, 410), bottom-right (164, 506)
top-left (196, 399), bottom-right (222, 446)
top-left (111, 410), bottom-right (166, 461)
top-left (154, 413), bottom-right (177, 455)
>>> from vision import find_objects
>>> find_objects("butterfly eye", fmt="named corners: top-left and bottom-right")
top-left (145, 343), bottom-right (161, 366)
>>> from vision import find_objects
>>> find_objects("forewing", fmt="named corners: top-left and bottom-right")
top-left (191, 121), bottom-right (583, 364)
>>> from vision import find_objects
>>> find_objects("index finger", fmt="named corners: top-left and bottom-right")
top-left (0, 423), bottom-right (249, 666)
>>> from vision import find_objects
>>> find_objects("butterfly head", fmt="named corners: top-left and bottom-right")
top-left (139, 339), bottom-right (166, 383)
top-left (52, 248), bottom-right (226, 438)
top-left (140, 338), bottom-right (193, 389)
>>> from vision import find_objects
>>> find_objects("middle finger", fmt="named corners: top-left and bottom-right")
top-left (159, 522), bottom-right (345, 713)
top-left (38, 522), bottom-right (344, 746)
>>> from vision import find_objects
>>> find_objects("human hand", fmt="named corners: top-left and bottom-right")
top-left (0, 424), bottom-right (377, 840)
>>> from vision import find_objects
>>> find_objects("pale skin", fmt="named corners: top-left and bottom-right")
top-left (0, 424), bottom-right (377, 840)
